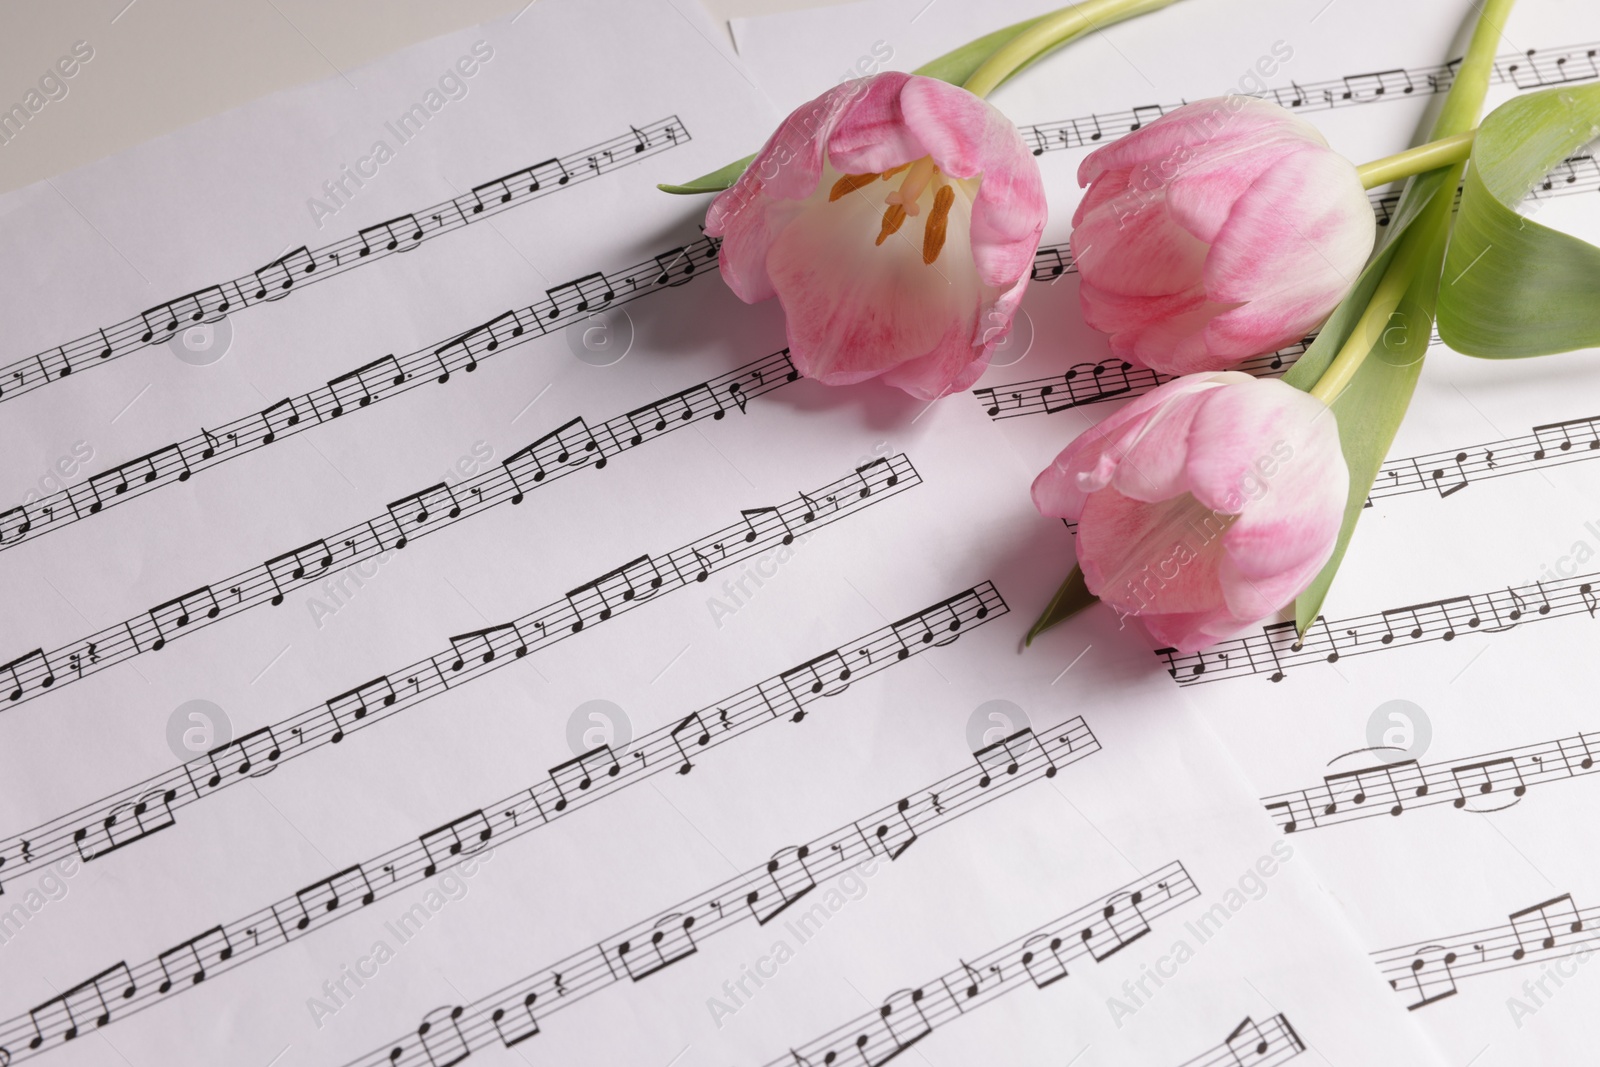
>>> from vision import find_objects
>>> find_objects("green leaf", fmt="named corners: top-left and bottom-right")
top-left (1290, 170), bottom-right (1458, 633)
top-left (1437, 84), bottom-right (1600, 356)
top-left (657, 16), bottom-right (1047, 195)
top-left (1024, 564), bottom-right (1097, 646)
top-left (657, 154), bottom-right (755, 195)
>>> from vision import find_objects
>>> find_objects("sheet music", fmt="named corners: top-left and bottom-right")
top-left (5, 0), bottom-right (1598, 1064)
top-left (733, 0), bottom-right (1600, 1063)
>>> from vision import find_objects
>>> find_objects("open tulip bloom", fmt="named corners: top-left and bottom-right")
top-left (706, 72), bottom-right (1047, 399)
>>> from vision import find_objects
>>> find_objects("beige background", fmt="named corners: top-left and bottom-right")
top-left (0, 0), bottom-right (825, 195)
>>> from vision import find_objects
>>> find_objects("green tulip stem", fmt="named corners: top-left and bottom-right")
top-left (1355, 130), bottom-right (1476, 189)
top-left (961, 0), bottom-right (1179, 99)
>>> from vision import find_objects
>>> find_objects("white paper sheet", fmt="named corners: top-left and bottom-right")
top-left (733, 0), bottom-right (1600, 1062)
top-left (2, 0), bottom-right (1596, 1065)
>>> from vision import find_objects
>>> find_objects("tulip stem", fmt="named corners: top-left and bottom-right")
top-left (962, 0), bottom-right (1180, 99)
top-left (1355, 131), bottom-right (1476, 189)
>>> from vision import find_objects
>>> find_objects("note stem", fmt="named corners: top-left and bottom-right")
top-left (961, 0), bottom-right (1177, 99)
top-left (1355, 131), bottom-right (1476, 189)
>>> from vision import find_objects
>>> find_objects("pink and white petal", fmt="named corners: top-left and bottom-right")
top-left (1214, 550), bottom-right (1325, 623)
top-left (1072, 193), bottom-right (1209, 298)
top-left (1119, 300), bottom-right (1240, 375)
top-left (1184, 379), bottom-right (1347, 580)
top-left (878, 307), bottom-right (987, 399)
top-left (1072, 166), bottom-right (1131, 229)
top-left (1140, 604), bottom-right (1254, 654)
top-left (708, 79), bottom-right (890, 302)
top-left (1160, 137), bottom-right (1306, 244)
top-left (1076, 489), bottom-right (1230, 616)
top-left (823, 72), bottom-right (926, 174)
top-left (710, 191), bottom-right (811, 304)
top-left (1105, 384), bottom-right (1227, 502)
top-left (1077, 277), bottom-right (1206, 336)
top-left (883, 78), bottom-right (1046, 289)
top-left (766, 169), bottom-right (984, 384)
top-left (1203, 143), bottom-right (1374, 307)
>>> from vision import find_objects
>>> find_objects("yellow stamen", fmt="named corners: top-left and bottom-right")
top-left (829, 172), bottom-right (879, 202)
top-left (922, 185), bottom-right (956, 265)
top-left (875, 203), bottom-right (907, 246)
top-left (885, 157), bottom-right (938, 217)
top-left (880, 162), bottom-right (914, 181)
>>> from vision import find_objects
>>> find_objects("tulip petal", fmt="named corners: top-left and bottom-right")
top-left (1072, 190), bottom-right (1209, 297)
top-left (765, 166), bottom-right (985, 390)
top-left (1204, 143), bottom-right (1375, 315)
top-left (1076, 489), bottom-right (1231, 616)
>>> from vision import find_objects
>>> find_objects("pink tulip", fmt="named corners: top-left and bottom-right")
top-left (1031, 372), bottom-right (1348, 652)
top-left (706, 73), bottom-right (1046, 400)
top-left (1070, 96), bottom-right (1374, 375)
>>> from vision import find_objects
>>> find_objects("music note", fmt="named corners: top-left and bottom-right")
top-left (419, 811), bottom-right (494, 876)
top-left (257, 397), bottom-right (303, 444)
top-left (1019, 932), bottom-right (1070, 988)
top-left (1080, 888), bottom-right (1152, 961)
top-left (202, 726), bottom-right (282, 786)
top-left (777, 651), bottom-right (852, 719)
top-left (2, 649), bottom-right (56, 702)
top-left (155, 925), bottom-right (234, 992)
top-left (1508, 894), bottom-right (1584, 960)
top-left (490, 990), bottom-right (541, 1047)
top-left (325, 355), bottom-right (407, 417)
top-left (72, 787), bottom-right (179, 860)
top-left (1129, 103), bottom-right (1165, 130)
top-left (25, 962), bottom-right (137, 1047)
top-left (1531, 416), bottom-right (1600, 459)
top-left (263, 540), bottom-right (335, 605)
top-left (865, 797), bottom-right (918, 860)
top-left (746, 845), bottom-right (817, 924)
top-left (145, 586), bottom-right (222, 650)
top-left (356, 214), bottom-right (423, 256)
top-left (252, 246), bottom-right (316, 299)
top-left (548, 746), bottom-right (621, 811)
top-left (442, 623), bottom-right (526, 673)
top-left (86, 444), bottom-right (192, 512)
top-left (138, 286), bottom-right (231, 343)
top-left (669, 712), bottom-right (711, 775)
top-left (615, 913), bottom-right (698, 980)
top-left (415, 1006), bottom-right (471, 1066)
top-left (386, 482), bottom-right (462, 545)
top-left (321, 678), bottom-right (396, 741)
top-left (1448, 756), bottom-right (1527, 809)
top-left (542, 272), bottom-right (615, 318)
top-left (1342, 68), bottom-right (1414, 99)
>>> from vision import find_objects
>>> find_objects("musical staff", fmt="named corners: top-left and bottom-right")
top-left (977, 150), bottom-right (1600, 422)
top-left (0, 117), bottom-right (689, 408)
top-left (0, 458), bottom-right (919, 891)
top-left (0, 352), bottom-right (797, 707)
top-left (1174, 1015), bottom-right (1306, 1067)
top-left (1264, 729), bottom-right (1600, 833)
top-left (0, 594), bottom-right (1021, 1063)
top-left (1156, 562), bottom-right (1600, 685)
top-left (0, 232), bottom-right (724, 554)
top-left (1376, 891), bottom-right (1595, 1010)
top-left (762, 862), bottom-right (1197, 1066)
top-left (329, 718), bottom-right (1090, 1067)
top-left (1018, 39), bottom-right (1600, 157)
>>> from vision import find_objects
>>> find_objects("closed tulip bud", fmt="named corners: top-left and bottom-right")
top-left (1070, 96), bottom-right (1375, 375)
top-left (1032, 372), bottom-right (1348, 652)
